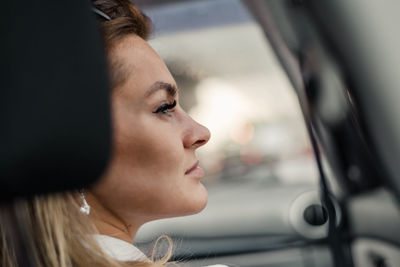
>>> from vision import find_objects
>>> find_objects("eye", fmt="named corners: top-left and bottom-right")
top-left (153, 100), bottom-right (177, 115)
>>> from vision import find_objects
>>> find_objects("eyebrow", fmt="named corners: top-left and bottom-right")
top-left (145, 81), bottom-right (178, 98)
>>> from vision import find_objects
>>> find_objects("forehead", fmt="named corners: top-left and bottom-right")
top-left (111, 35), bottom-right (175, 98)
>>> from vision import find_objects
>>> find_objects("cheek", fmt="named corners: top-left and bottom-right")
top-left (115, 119), bottom-right (184, 178)
top-left (93, 132), bottom-right (185, 217)
top-left (111, 113), bottom-right (186, 199)
top-left (112, 104), bottom-right (180, 167)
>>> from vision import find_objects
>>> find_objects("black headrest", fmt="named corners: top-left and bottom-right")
top-left (0, 0), bottom-right (111, 201)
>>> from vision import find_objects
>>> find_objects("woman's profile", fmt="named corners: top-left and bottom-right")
top-left (0, 0), bottom-right (213, 266)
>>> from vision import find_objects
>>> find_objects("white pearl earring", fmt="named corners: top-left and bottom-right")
top-left (79, 189), bottom-right (91, 215)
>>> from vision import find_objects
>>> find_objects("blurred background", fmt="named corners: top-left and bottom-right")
top-left (133, 1), bottom-right (321, 265)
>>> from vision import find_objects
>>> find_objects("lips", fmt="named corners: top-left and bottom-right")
top-left (185, 160), bottom-right (199, 175)
top-left (184, 160), bottom-right (205, 178)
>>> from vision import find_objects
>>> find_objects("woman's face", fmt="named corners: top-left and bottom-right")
top-left (91, 35), bottom-right (210, 225)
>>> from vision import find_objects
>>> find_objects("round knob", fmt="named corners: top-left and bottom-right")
top-left (303, 204), bottom-right (328, 226)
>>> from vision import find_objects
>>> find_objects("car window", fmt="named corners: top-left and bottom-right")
top-left (135, 0), bottom-right (319, 260)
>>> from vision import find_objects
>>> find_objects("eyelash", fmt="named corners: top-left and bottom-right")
top-left (153, 100), bottom-right (177, 115)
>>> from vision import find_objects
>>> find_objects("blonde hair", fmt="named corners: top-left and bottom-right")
top-left (93, 0), bottom-right (152, 89)
top-left (0, 192), bottom-right (173, 267)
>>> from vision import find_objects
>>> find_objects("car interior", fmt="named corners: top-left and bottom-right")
top-left (1, 0), bottom-right (400, 267)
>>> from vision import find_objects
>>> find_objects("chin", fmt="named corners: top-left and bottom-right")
top-left (167, 185), bottom-right (208, 218)
top-left (184, 185), bottom-right (208, 216)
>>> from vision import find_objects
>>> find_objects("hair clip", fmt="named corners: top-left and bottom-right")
top-left (92, 7), bottom-right (112, 21)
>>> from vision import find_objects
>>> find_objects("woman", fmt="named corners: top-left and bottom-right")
top-left (0, 0), bottom-right (211, 266)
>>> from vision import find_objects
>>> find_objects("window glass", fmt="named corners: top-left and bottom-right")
top-left (135, 0), bottom-right (318, 254)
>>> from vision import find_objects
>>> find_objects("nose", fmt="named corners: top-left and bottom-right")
top-left (183, 116), bottom-right (211, 149)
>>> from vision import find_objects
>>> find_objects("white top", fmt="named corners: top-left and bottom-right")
top-left (94, 234), bottom-right (228, 266)
top-left (94, 234), bottom-right (149, 262)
